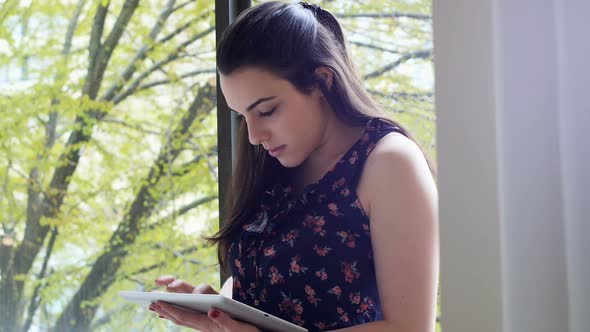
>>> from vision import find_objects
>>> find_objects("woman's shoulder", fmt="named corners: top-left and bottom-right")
top-left (365, 131), bottom-right (428, 174)
top-left (357, 131), bottom-right (435, 216)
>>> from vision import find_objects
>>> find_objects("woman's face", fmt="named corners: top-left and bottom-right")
top-left (220, 67), bottom-right (328, 168)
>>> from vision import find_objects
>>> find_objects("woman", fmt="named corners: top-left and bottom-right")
top-left (150, 2), bottom-right (438, 331)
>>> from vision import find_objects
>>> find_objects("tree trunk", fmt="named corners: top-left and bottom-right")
top-left (52, 84), bottom-right (215, 331)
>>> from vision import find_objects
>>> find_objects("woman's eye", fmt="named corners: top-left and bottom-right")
top-left (259, 107), bottom-right (276, 117)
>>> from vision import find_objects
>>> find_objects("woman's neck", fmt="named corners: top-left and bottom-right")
top-left (291, 115), bottom-right (365, 192)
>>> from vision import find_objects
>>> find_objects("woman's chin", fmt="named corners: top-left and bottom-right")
top-left (277, 157), bottom-right (303, 168)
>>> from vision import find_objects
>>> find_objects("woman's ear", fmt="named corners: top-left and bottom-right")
top-left (314, 67), bottom-right (334, 91)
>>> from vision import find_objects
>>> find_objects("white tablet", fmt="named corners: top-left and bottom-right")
top-left (118, 291), bottom-right (307, 332)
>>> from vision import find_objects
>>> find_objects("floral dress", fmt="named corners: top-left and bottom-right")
top-left (228, 118), bottom-right (403, 331)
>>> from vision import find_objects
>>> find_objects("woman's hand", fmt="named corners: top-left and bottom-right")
top-left (150, 275), bottom-right (261, 332)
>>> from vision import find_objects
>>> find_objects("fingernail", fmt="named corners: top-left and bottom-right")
top-left (149, 308), bottom-right (155, 311)
top-left (210, 310), bottom-right (220, 319)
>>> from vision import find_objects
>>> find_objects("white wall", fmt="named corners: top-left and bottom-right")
top-left (433, 0), bottom-right (503, 331)
top-left (555, 2), bottom-right (590, 332)
top-left (434, 0), bottom-right (589, 331)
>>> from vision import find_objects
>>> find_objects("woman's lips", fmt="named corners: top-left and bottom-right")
top-left (268, 145), bottom-right (286, 157)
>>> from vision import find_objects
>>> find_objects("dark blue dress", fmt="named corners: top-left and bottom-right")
top-left (228, 118), bottom-right (403, 331)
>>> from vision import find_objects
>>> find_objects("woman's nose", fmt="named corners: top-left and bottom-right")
top-left (247, 121), bottom-right (270, 146)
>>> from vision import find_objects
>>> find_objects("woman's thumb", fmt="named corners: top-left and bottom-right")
top-left (208, 308), bottom-right (238, 330)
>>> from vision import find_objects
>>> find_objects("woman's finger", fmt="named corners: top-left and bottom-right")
top-left (208, 308), bottom-right (261, 332)
top-left (155, 301), bottom-right (216, 331)
top-left (154, 275), bottom-right (176, 286)
top-left (192, 283), bottom-right (218, 294)
top-left (165, 279), bottom-right (197, 293)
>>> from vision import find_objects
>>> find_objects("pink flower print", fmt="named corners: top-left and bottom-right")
top-left (289, 255), bottom-right (308, 276)
top-left (303, 215), bottom-right (315, 227)
top-left (279, 292), bottom-right (305, 325)
top-left (341, 261), bottom-right (361, 283)
top-left (336, 231), bottom-right (359, 248)
top-left (315, 217), bottom-right (325, 227)
top-left (235, 259), bottom-right (245, 276)
top-left (362, 223), bottom-right (370, 234)
top-left (305, 285), bottom-right (322, 306)
top-left (332, 177), bottom-right (346, 190)
top-left (304, 215), bottom-right (327, 236)
top-left (328, 285), bottom-right (342, 298)
top-left (350, 198), bottom-right (363, 210)
top-left (315, 268), bottom-right (328, 280)
top-left (281, 229), bottom-right (299, 247)
top-left (328, 202), bottom-right (342, 216)
top-left (349, 292), bottom-right (361, 305)
top-left (314, 322), bottom-right (327, 330)
top-left (263, 245), bottom-right (276, 257)
top-left (313, 245), bottom-right (332, 257)
top-left (233, 279), bottom-right (242, 292)
top-left (259, 288), bottom-right (268, 303)
top-left (268, 266), bottom-right (285, 285)
top-left (340, 187), bottom-right (350, 197)
top-left (337, 307), bottom-right (350, 323)
top-left (296, 303), bottom-right (304, 315)
top-left (349, 150), bottom-right (358, 164)
top-left (362, 132), bottom-right (370, 142)
top-left (357, 297), bottom-right (375, 318)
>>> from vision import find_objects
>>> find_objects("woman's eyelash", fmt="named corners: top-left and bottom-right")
top-left (259, 107), bottom-right (276, 117)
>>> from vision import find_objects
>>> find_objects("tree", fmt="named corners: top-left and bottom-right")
top-left (1, 0), bottom-right (218, 331)
top-left (0, 0), bottom-right (435, 331)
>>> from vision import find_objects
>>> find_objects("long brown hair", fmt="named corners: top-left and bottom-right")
top-left (208, 1), bottom-right (433, 273)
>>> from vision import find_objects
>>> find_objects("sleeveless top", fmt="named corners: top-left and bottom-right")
top-left (228, 118), bottom-right (403, 331)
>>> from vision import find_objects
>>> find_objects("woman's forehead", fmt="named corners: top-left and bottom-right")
top-left (220, 68), bottom-right (291, 110)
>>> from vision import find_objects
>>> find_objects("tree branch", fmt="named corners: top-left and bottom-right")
top-left (172, 150), bottom-right (217, 177)
top-left (63, 0), bottom-right (88, 57)
top-left (111, 26), bottom-right (215, 105)
top-left (101, 117), bottom-right (163, 136)
top-left (130, 245), bottom-right (201, 278)
top-left (84, 0), bottom-right (109, 99)
top-left (368, 89), bottom-right (433, 103)
top-left (90, 0), bottom-right (140, 99)
top-left (0, 0), bottom-right (19, 25)
top-left (349, 40), bottom-right (400, 54)
top-left (146, 195), bottom-right (218, 232)
top-left (138, 68), bottom-right (216, 92)
top-left (22, 227), bottom-right (58, 332)
top-left (364, 50), bottom-right (432, 79)
top-left (156, 10), bottom-right (212, 45)
top-left (172, 0), bottom-right (196, 13)
top-left (334, 12), bottom-right (431, 21)
top-left (101, 0), bottom-right (177, 102)
top-left (89, 304), bottom-right (134, 331)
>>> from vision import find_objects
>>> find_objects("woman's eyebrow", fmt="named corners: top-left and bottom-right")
top-left (246, 96), bottom-right (277, 112)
